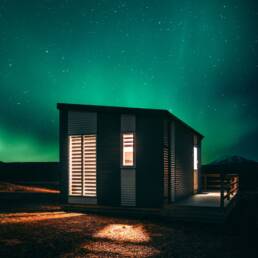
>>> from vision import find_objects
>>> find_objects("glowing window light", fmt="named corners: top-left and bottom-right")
top-left (194, 146), bottom-right (198, 170)
top-left (69, 135), bottom-right (97, 197)
top-left (122, 133), bottom-right (134, 166)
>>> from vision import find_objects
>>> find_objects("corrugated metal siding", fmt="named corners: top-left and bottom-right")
top-left (163, 147), bottom-right (169, 198)
top-left (193, 135), bottom-right (198, 145)
top-left (174, 123), bottom-right (194, 200)
top-left (136, 114), bottom-right (163, 208)
top-left (121, 114), bottom-right (136, 132)
top-left (121, 169), bottom-right (136, 206)
top-left (68, 196), bottom-right (97, 204)
top-left (120, 114), bottom-right (136, 206)
top-left (170, 121), bottom-right (176, 202)
top-left (68, 111), bottom-right (97, 134)
top-left (163, 120), bottom-right (169, 199)
top-left (97, 112), bottom-right (120, 206)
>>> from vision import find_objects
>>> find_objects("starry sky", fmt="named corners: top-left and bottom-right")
top-left (0, 0), bottom-right (258, 164)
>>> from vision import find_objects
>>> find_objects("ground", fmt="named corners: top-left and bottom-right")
top-left (0, 181), bottom-right (59, 193)
top-left (0, 182), bottom-right (258, 258)
top-left (0, 206), bottom-right (256, 258)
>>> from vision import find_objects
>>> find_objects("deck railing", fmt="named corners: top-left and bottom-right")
top-left (202, 173), bottom-right (239, 208)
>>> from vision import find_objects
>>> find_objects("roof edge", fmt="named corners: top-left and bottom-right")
top-left (57, 103), bottom-right (204, 138)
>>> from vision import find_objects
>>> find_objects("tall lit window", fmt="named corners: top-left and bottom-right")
top-left (69, 135), bottom-right (97, 197)
top-left (194, 146), bottom-right (198, 170)
top-left (122, 133), bottom-right (134, 166)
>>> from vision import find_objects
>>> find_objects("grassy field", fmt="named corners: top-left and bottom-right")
top-left (0, 203), bottom-right (257, 258)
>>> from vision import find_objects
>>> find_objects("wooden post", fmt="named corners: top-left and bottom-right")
top-left (220, 173), bottom-right (224, 208)
top-left (227, 176), bottom-right (231, 200)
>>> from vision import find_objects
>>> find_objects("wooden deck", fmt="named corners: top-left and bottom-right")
top-left (174, 191), bottom-right (232, 207)
top-left (62, 191), bottom-right (239, 223)
top-left (62, 174), bottom-right (240, 223)
top-left (162, 191), bottom-right (239, 223)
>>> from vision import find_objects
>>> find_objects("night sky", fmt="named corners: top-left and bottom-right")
top-left (0, 0), bottom-right (258, 164)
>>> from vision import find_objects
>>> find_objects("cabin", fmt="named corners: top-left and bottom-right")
top-left (57, 103), bottom-right (203, 208)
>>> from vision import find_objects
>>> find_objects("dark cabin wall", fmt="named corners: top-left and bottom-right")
top-left (59, 109), bottom-right (68, 203)
top-left (136, 113), bottom-right (164, 208)
top-left (97, 112), bottom-right (121, 206)
top-left (197, 136), bottom-right (202, 193)
top-left (59, 104), bottom-right (203, 207)
top-left (163, 119), bottom-right (170, 202)
top-left (174, 122), bottom-right (194, 200)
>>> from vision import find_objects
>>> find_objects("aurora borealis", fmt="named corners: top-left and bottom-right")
top-left (0, 0), bottom-right (258, 163)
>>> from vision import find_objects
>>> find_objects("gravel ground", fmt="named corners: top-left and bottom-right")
top-left (0, 206), bottom-right (253, 258)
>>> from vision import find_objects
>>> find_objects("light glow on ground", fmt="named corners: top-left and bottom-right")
top-left (93, 223), bottom-right (150, 243)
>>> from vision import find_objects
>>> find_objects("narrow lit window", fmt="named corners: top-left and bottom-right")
top-left (194, 146), bottom-right (198, 170)
top-left (122, 133), bottom-right (134, 166)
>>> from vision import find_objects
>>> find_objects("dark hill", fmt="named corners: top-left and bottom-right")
top-left (202, 155), bottom-right (258, 191)
top-left (0, 162), bottom-right (60, 182)
top-left (210, 155), bottom-right (257, 166)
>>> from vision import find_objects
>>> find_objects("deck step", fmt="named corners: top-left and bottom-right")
top-left (62, 195), bottom-right (239, 223)
top-left (63, 204), bottom-right (161, 218)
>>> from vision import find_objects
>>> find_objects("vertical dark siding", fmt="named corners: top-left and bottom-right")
top-left (163, 119), bottom-right (169, 201)
top-left (68, 111), bottom-right (97, 134)
top-left (59, 109), bottom-right (68, 203)
top-left (174, 122), bottom-right (194, 200)
top-left (198, 139), bottom-right (202, 193)
top-left (136, 114), bottom-right (163, 208)
top-left (163, 147), bottom-right (169, 198)
top-left (97, 112), bottom-right (120, 206)
top-left (170, 121), bottom-right (176, 202)
top-left (120, 114), bottom-right (136, 206)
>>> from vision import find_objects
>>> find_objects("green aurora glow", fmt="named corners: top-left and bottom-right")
top-left (0, 0), bottom-right (258, 163)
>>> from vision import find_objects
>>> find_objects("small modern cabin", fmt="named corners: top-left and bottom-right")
top-left (57, 103), bottom-right (203, 208)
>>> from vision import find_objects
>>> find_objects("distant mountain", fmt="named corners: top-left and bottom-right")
top-left (210, 155), bottom-right (258, 166)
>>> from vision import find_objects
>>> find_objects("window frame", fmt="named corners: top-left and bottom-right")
top-left (121, 132), bottom-right (136, 168)
top-left (193, 145), bottom-right (198, 170)
top-left (68, 134), bottom-right (97, 197)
